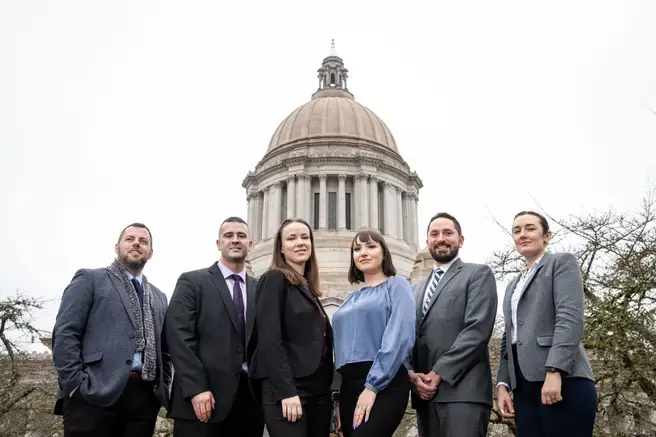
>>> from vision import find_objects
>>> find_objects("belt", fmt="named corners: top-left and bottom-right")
top-left (128, 371), bottom-right (142, 380)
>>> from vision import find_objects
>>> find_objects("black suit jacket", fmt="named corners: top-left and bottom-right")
top-left (165, 262), bottom-right (256, 423)
top-left (248, 269), bottom-right (334, 401)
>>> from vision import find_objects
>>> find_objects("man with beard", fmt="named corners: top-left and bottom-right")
top-left (52, 223), bottom-right (171, 437)
top-left (409, 213), bottom-right (498, 437)
top-left (165, 216), bottom-right (264, 437)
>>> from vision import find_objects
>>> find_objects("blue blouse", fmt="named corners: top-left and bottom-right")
top-left (332, 275), bottom-right (416, 393)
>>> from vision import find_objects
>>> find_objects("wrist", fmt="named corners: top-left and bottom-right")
top-left (545, 369), bottom-right (562, 380)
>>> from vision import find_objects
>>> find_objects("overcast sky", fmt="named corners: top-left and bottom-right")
top-left (1, 1), bottom-right (655, 349)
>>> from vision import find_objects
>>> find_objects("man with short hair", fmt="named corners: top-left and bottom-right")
top-left (165, 216), bottom-right (264, 437)
top-left (409, 213), bottom-right (498, 437)
top-left (52, 223), bottom-right (171, 437)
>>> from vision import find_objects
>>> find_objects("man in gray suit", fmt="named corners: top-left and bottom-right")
top-left (409, 213), bottom-right (498, 437)
top-left (52, 223), bottom-right (171, 437)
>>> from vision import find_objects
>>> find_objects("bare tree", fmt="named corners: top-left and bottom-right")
top-left (0, 293), bottom-right (45, 415)
top-left (0, 293), bottom-right (62, 437)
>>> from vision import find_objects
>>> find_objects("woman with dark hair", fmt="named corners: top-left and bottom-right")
top-left (496, 211), bottom-right (597, 437)
top-left (248, 219), bottom-right (334, 437)
top-left (331, 230), bottom-right (415, 437)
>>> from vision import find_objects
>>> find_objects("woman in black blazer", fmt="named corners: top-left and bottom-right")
top-left (248, 218), bottom-right (334, 437)
top-left (496, 211), bottom-right (597, 437)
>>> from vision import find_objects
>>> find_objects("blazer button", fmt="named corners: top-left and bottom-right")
top-left (518, 321), bottom-right (524, 326)
top-left (129, 333), bottom-right (136, 339)
top-left (126, 359), bottom-right (132, 365)
top-left (517, 341), bottom-right (523, 346)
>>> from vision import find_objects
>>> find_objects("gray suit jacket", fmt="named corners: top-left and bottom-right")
top-left (411, 258), bottom-right (498, 407)
top-left (496, 252), bottom-right (594, 390)
top-left (52, 267), bottom-right (171, 412)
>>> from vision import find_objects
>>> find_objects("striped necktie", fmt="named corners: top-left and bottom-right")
top-left (422, 268), bottom-right (444, 316)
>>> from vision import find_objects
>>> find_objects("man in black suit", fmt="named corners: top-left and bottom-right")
top-left (165, 216), bottom-right (264, 437)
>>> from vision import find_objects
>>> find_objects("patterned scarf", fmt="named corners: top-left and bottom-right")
top-left (107, 259), bottom-right (157, 382)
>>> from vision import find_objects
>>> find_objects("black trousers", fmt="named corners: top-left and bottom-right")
top-left (62, 378), bottom-right (160, 437)
top-left (173, 374), bottom-right (264, 437)
top-left (261, 354), bottom-right (333, 437)
top-left (511, 345), bottom-right (597, 437)
top-left (338, 361), bottom-right (410, 437)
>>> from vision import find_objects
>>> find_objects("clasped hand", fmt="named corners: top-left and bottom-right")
top-left (409, 370), bottom-right (441, 400)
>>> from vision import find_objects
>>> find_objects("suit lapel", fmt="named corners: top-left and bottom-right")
top-left (504, 275), bottom-right (521, 317)
top-left (246, 275), bottom-right (256, 343)
top-left (421, 259), bottom-right (464, 323)
top-left (517, 254), bottom-right (548, 304)
top-left (150, 289), bottom-right (164, 336)
top-left (106, 269), bottom-right (137, 328)
top-left (208, 262), bottom-right (240, 334)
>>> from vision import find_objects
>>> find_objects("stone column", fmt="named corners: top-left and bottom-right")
top-left (270, 182), bottom-right (282, 236)
top-left (305, 175), bottom-right (312, 221)
top-left (246, 192), bottom-right (254, 237)
top-left (383, 182), bottom-right (396, 237)
top-left (253, 192), bottom-right (262, 242)
top-left (409, 192), bottom-right (418, 248)
top-left (369, 176), bottom-right (378, 230)
top-left (246, 193), bottom-right (252, 229)
top-left (296, 173), bottom-right (307, 222)
top-left (319, 174), bottom-right (327, 228)
top-left (396, 187), bottom-right (404, 241)
top-left (353, 175), bottom-right (363, 229)
top-left (261, 187), bottom-right (269, 240)
top-left (356, 173), bottom-right (369, 228)
top-left (286, 176), bottom-right (296, 218)
top-left (338, 174), bottom-right (346, 229)
top-left (402, 192), bottom-right (410, 242)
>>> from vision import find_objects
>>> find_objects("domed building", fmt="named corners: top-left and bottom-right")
top-left (242, 42), bottom-right (423, 316)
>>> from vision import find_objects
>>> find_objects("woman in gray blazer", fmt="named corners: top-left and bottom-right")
top-left (496, 211), bottom-right (597, 437)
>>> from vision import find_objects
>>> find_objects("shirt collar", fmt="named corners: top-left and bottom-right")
top-left (433, 254), bottom-right (460, 275)
top-left (218, 260), bottom-right (246, 282)
top-left (528, 253), bottom-right (545, 270)
top-left (126, 271), bottom-right (143, 284)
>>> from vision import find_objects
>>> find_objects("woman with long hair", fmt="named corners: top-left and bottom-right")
top-left (496, 211), bottom-right (597, 436)
top-left (248, 218), bottom-right (334, 437)
top-left (331, 230), bottom-right (415, 437)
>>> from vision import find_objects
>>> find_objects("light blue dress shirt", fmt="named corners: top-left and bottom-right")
top-left (332, 275), bottom-right (416, 393)
top-left (126, 272), bottom-right (143, 372)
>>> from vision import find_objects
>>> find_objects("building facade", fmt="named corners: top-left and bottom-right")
top-left (242, 42), bottom-right (423, 316)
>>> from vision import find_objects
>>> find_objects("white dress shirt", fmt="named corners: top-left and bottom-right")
top-left (510, 254), bottom-right (544, 344)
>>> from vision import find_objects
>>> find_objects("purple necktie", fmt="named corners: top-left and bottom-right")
top-left (229, 274), bottom-right (246, 343)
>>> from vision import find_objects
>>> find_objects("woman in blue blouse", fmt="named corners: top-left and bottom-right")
top-left (332, 230), bottom-right (416, 437)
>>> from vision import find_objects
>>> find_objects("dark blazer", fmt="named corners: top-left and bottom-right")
top-left (165, 262), bottom-right (257, 423)
top-left (411, 258), bottom-right (498, 407)
top-left (248, 269), bottom-right (334, 401)
top-left (496, 252), bottom-right (594, 390)
top-left (52, 267), bottom-right (171, 412)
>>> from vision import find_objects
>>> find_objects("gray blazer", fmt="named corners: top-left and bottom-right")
top-left (52, 267), bottom-right (171, 412)
top-left (411, 258), bottom-right (498, 407)
top-left (496, 252), bottom-right (594, 390)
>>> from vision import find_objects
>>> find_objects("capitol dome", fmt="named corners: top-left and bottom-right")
top-left (267, 97), bottom-right (398, 153)
top-left (242, 41), bottom-right (423, 315)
